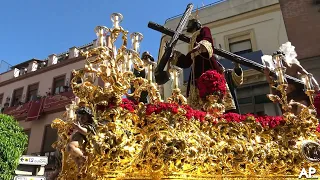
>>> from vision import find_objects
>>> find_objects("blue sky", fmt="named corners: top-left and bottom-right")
top-left (0, 0), bottom-right (220, 69)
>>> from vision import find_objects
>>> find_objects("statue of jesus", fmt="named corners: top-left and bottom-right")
top-left (170, 18), bottom-right (243, 112)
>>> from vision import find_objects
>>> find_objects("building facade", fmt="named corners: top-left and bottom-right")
top-left (159, 0), bottom-right (288, 115)
top-left (279, 0), bottom-right (320, 81)
top-left (0, 42), bottom-right (97, 176)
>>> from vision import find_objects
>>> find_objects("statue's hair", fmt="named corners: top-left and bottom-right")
top-left (279, 42), bottom-right (300, 66)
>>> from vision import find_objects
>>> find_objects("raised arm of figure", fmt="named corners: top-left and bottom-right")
top-left (72, 122), bottom-right (88, 135)
top-left (296, 64), bottom-right (320, 91)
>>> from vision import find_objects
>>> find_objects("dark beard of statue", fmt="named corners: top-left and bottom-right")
top-left (187, 26), bottom-right (196, 33)
top-left (187, 21), bottom-right (201, 33)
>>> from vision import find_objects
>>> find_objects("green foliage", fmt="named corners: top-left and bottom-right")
top-left (0, 114), bottom-right (28, 180)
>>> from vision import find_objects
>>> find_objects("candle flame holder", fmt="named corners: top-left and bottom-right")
top-left (111, 13), bottom-right (123, 29)
top-left (267, 53), bottom-right (292, 114)
top-left (94, 26), bottom-right (109, 47)
top-left (167, 65), bottom-right (187, 104)
top-left (303, 74), bottom-right (316, 109)
top-left (130, 32), bottom-right (143, 53)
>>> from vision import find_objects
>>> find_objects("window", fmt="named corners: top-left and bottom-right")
top-left (23, 129), bottom-right (31, 154)
top-left (42, 125), bottom-right (58, 165)
top-left (238, 82), bottom-right (279, 115)
top-left (254, 94), bottom-right (272, 104)
top-left (52, 75), bottom-right (65, 95)
top-left (229, 40), bottom-right (252, 55)
top-left (26, 83), bottom-right (39, 102)
top-left (225, 29), bottom-right (257, 56)
top-left (11, 87), bottom-right (24, 106)
top-left (238, 97), bottom-right (252, 104)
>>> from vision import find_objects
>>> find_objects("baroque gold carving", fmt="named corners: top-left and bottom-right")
top-left (51, 12), bottom-right (320, 180)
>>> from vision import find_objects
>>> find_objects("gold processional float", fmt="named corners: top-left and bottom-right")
top-left (51, 13), bottom-right (320, 179)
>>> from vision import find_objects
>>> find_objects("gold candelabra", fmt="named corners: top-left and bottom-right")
top-left (267, 53), bottom-right (292, 113)
top-left (267, 52), bottom-right (317, 121)
top-left (303, 73), bottom-right (316, 109)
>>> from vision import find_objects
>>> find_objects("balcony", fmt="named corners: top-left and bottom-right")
top-left (3, 102), bottom-right (31, 120)
top-left (42, 90), bottom-right (74, 113)
top-left (3, 90), bottom-right (74, 121)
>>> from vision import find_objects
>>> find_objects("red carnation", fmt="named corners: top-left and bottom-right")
top-left (222, 112), bottom-right (242, 123)
top-left (316, 124), bottom-right (320, 132)
top-left (197, 70), bottom-right (227, 99)
top-left (119, 98), bottom-right (136, 112)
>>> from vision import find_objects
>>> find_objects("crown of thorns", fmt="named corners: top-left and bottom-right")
top-left (76, 107), bottom-right (93, 117)
top-left (273, 50), bottom-right (285, 56)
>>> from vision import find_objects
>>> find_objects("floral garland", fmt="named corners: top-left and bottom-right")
top-left (197, 70), bottom-right (227, 99)
top-left (99, 98), bottom-right (287, 129)
top-left (221, 112), bottom-right (284, 128)
top-left (97, 99), bottom-right (287, 129)
top-left (145, 102), bottom-right (285, 128)
top-left (146, 103), bottom-right (207, 122)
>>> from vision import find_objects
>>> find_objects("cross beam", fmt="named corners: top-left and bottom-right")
top-left (148, 21), bottom-right (304, 86)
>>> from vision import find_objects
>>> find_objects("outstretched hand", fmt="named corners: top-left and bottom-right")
top-left (192, 43), bottom-right (201, 52)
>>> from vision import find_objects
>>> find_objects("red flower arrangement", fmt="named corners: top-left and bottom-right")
top-left (101, 98), bottom-right (137, 112)
top-left (145, 103), bottom-right (285, 128)
top-left (197, 70), bottom-right (227, 99)
top-left (316, 124), bottom-right (320, 132)
top-left (181, 104), bottom-right (207, 122)
top-left (145, 102), bottom-right (207, 122)
top-left (146, 103), bottom-right (179, 115)
top-left (120, 98), bottom-right (136, 112)
top-left (103, 99), bottom-right (286, 129)
top-left (221, 112), bottom-right (284, 128)
top-left (314, 92), bottom-right (320, 118)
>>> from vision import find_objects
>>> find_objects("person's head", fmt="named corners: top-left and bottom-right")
top-left (76, 106), bottom-right (93, 123)
top-left (186, 19), bottom-right (202, 33)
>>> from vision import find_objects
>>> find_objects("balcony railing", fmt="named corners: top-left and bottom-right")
top-left (2, 89), bottom-right (74, 121)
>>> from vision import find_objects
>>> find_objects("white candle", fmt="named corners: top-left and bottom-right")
top-left (114, 15), bottom-right (119, 28)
